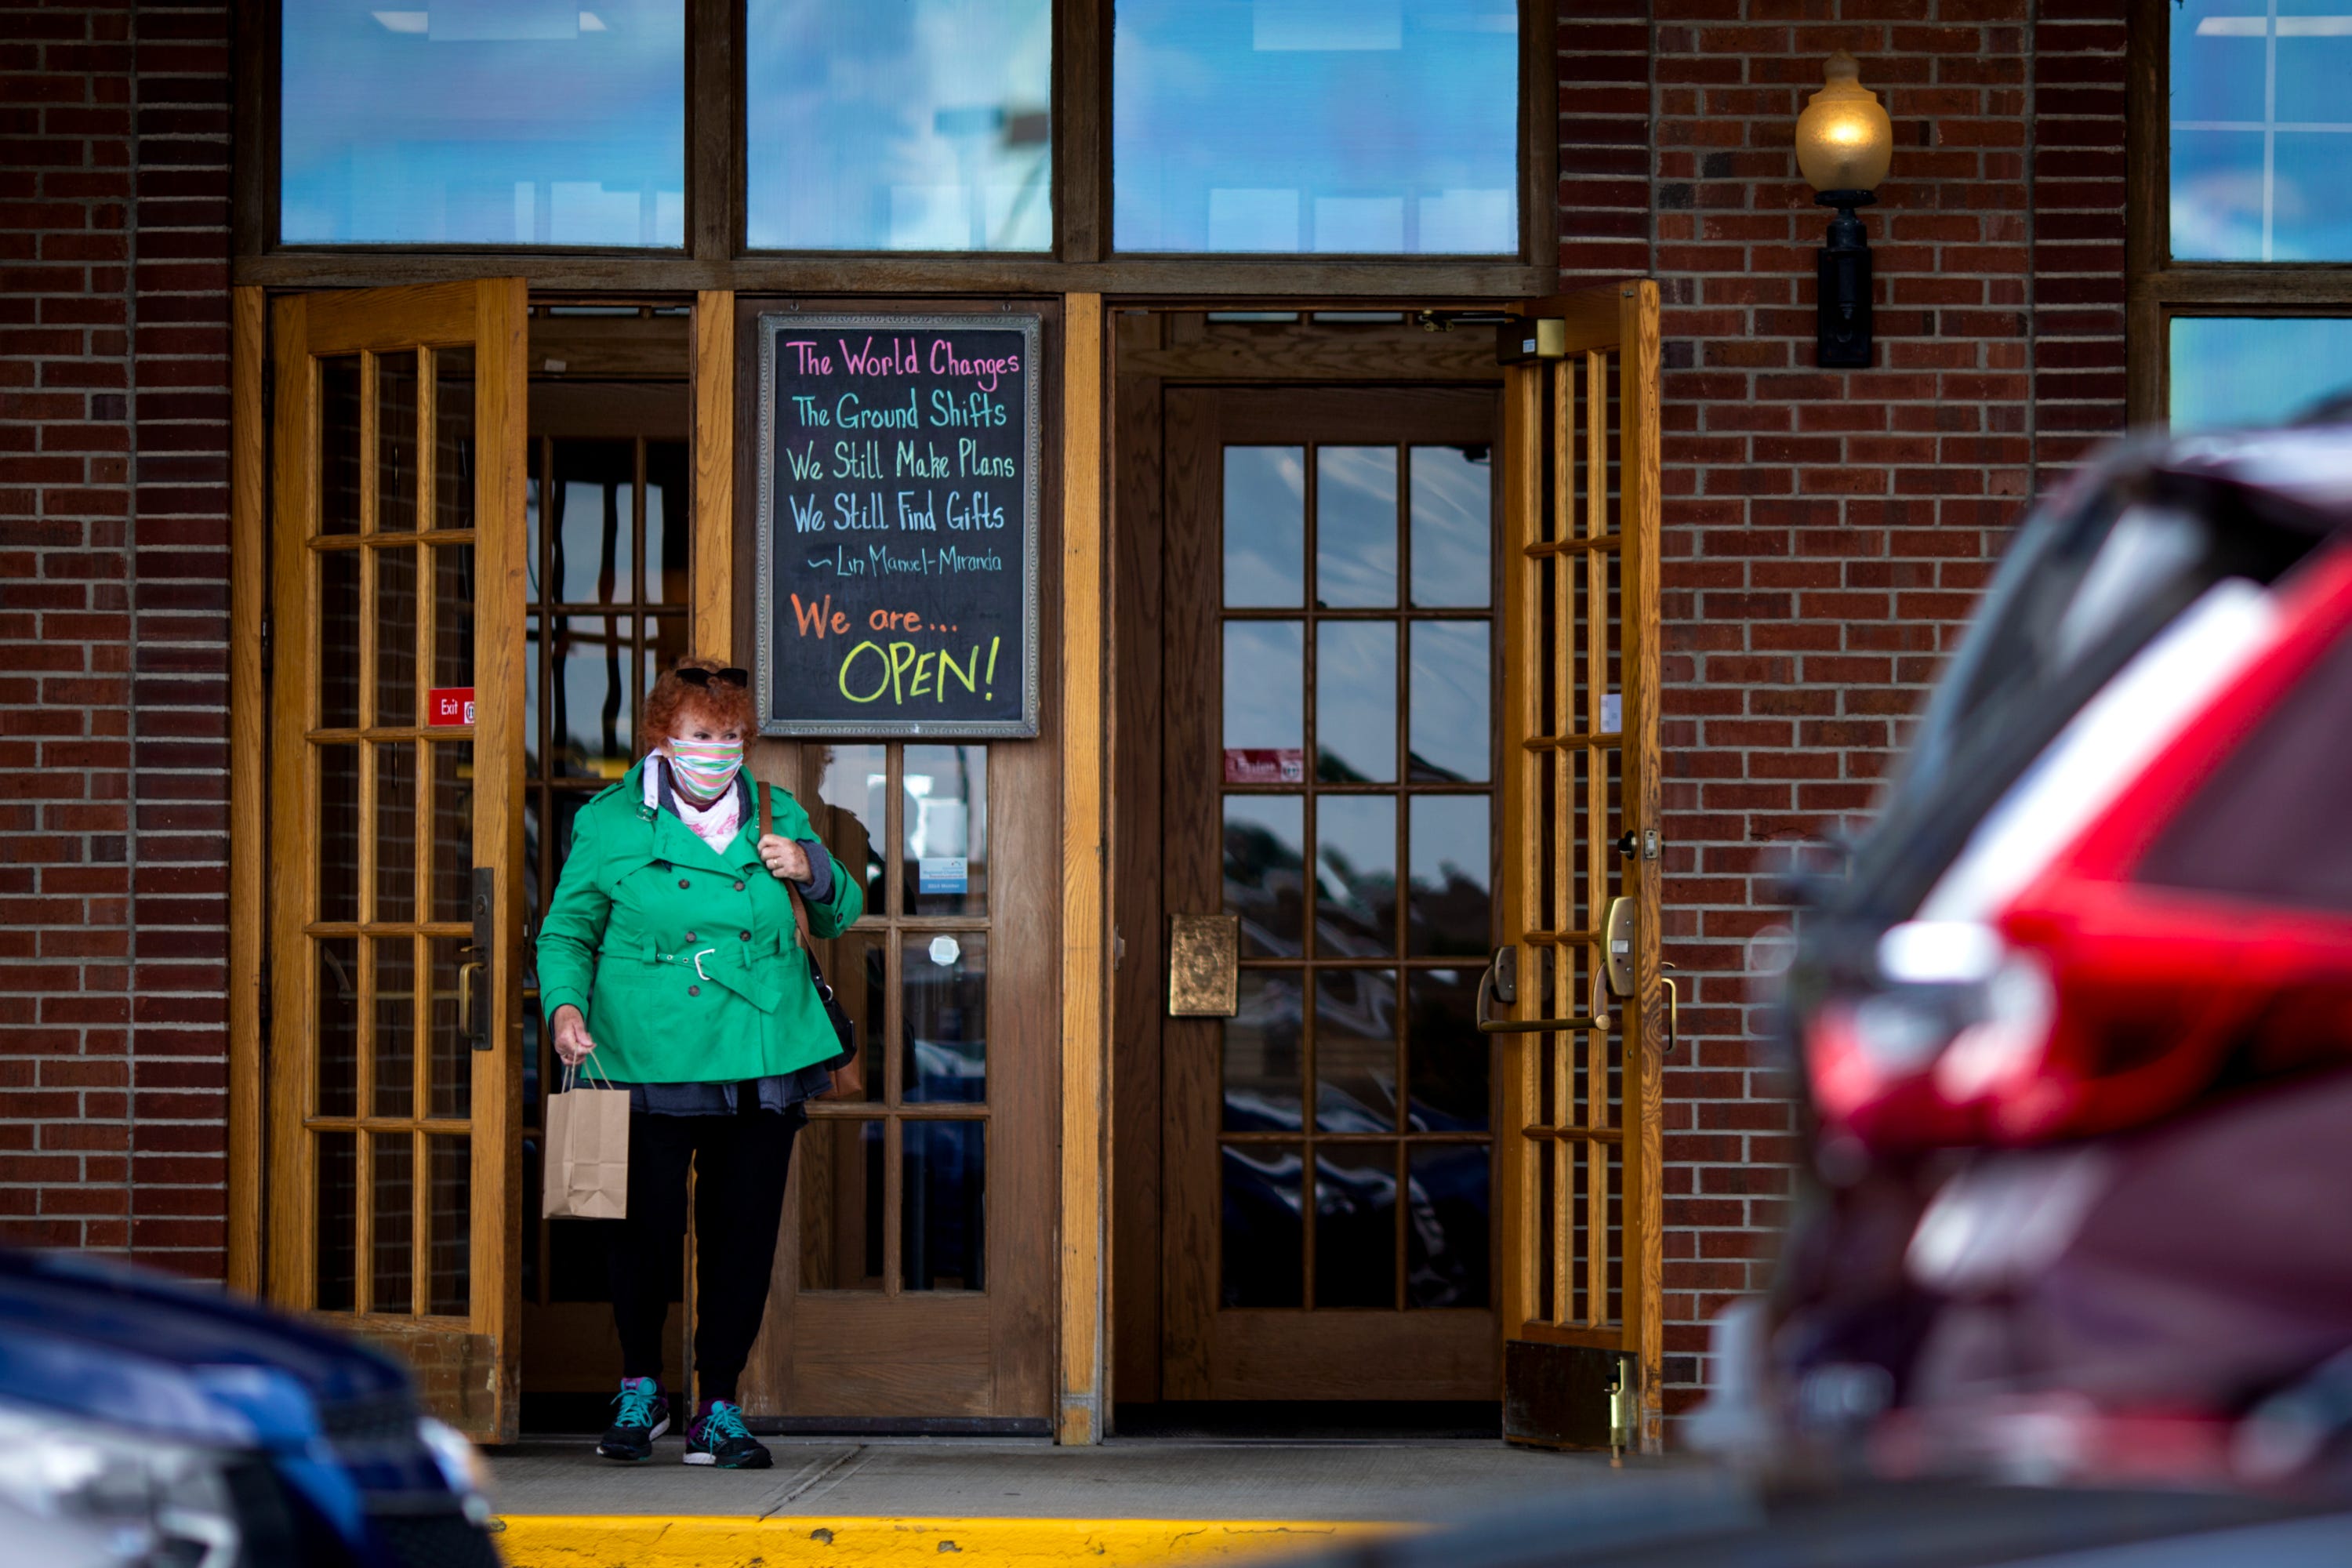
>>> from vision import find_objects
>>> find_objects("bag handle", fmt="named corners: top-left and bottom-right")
top-left (759, 781), bottom-right (815, 951)
top-left (561, 1052), bottom-right (614, 1094)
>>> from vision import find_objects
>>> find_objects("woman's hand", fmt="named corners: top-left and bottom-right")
top-left (550, 1005), bottom-right (598, 1065)
top-left (758, 833), bottom-right (810, 883)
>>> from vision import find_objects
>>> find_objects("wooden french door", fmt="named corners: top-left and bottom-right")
top-left (266, 281), bottom-right (529, 1442)
top-left (1492, 282), bottom-right (1665, 1453)
top-left (1160, 385), bottom-right (1504, 1400)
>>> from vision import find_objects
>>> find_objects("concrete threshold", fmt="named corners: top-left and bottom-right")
top-left (490, 1436), bottom-right (1614, 1566)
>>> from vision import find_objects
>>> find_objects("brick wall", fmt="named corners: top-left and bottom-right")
top-left (1555, 0), bottom-right (2131, 1420)
top-left (0, 2), bottom-right (233, 1277)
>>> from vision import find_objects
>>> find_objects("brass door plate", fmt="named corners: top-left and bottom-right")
top-left (1167, 913), bottom-right (1240, 1017)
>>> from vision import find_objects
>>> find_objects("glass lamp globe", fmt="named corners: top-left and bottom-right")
top-left (1795, 51), bottom-right (1893, 194)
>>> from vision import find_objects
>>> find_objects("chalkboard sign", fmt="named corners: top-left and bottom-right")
top-left (754, 312), bottom-right (1042, 738)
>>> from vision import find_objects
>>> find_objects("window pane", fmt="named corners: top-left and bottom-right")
top-left (2169, 318), bottom-right (2352, 430)
top-left (1316, 621), bottom-right (1396, 782)
top-left (1113, 0), bottom-right (1519, 254)
top-left (902, 931), bottom-right (986, 1104)
top-left (1314, 967), bottom-right (1398, 1132)
top-left (746, 0), bottom-right (1052, 251)
top-left (281, 0), bottom-right (685, 246)
top-left (1224, 794), bottom-right (1306, 958)
top-left (1409, 622), bottom-right (1490, 783)
top-left (1224, 447), bottom-right (1305, 608)
top-left (799, 1119), bottom-right (884, 1290)
top-left (1224, 969), bottom-right (1304, 1132)
top-left (2169, 0), bottom-right (2352, 260)
top-left (902, 1120), bottom-right (985, 1291)
top-left (1221, 1143), bottom-right (1302, 1306)
top-left (1316, 794), bottom-right (1396, 956)
top-left (1224, 621), bottom-right (1305, 753)
top-left (1409, 795), bottom-right (1490, 958)
top-left (902, 746), bottom-right (987, 917)
top-left (1410, 445), bottom-right (1490, 608)
top-left (811, 743), bottom-right (890, 916)
top-left (1406, 1143), bottom-right (1489, 1308)
top-left (1314, 1143), bottom-right (1396, 1308)
top-left (1316, 448), bottom-right (1397, 608)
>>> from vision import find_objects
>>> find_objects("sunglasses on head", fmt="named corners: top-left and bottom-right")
top-left (674, 666), bottom-right (749, 690)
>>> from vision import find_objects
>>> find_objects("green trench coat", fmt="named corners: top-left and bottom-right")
top-left (535, 759), bottom-right (864, 1084)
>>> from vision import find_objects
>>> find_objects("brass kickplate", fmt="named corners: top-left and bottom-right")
top-left (1167, 913), bottom-right (1240, 1018)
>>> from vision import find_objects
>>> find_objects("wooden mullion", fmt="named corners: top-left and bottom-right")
top-left (411, 1123), bottom-right (428, 1319)
top-left (1546, 360), bottom-right (1572, 1328)
top-left (1298, 443), bottom-right (1321, 1314)
top-left (1582, 347), bottom-right (1611, 1334)
top-left (353, 1089), bottom-right (376, 1316)
top-left (883, 746), bottom-right (905, 1297)
top-left (1494, 361), bottom-right (1541, 1336)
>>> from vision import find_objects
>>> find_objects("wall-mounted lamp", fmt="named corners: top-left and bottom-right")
top-left (1795, 51), bottom-right (1893, 368)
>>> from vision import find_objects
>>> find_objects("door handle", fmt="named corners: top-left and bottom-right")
top-left (466, 866), bottom-right (495, 1052)
top-left (1475, 948), bottom-right (1603, 1034)
top-left (458, 956), bottom-right (485, 1044)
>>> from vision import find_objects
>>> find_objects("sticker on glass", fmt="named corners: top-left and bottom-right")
top-left (929, 935), bottom-right (961, 967)
top-left (918, 856), bottom-right (968, 895)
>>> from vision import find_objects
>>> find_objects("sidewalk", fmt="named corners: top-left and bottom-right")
top-left (490, 1436), bottom-right (1616, 1567)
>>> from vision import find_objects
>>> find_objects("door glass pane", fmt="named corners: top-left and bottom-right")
top-left (428, 937), bottom-right (474, 1120)
top-left (280, 0), bottom-right (686, 246)
top-left (376, 545), bottom-right (418, 725)
top-left (826, 930), bottom-right (884, 1105)
top-left (434, 348), bottom-right (476, 532)
top-left (1314, 967), bottom-right (1398, 1132)
top-left (1408, 795), bottom-right (1490, 957)
top-left (321, 357), bottom-right (361, 536)
top-left (433, 544), bottom-right (475, 691)
top-left (799, 1119), bottom-right (884, 1290)
top-left (1223, 446), bottom-right (1305, 608)
top-left (1409, 622), bottom-right (1490, 782)
top-left (1316, 447), bottom-right (1397, 608)
top-left (1224, 621), bottom-right (1305, 754)
top-left (376, 743), bottom-right (417, 924)
top-left (379, 350), bottom-right (419, 533)
top-left (550, 441), bottom-right (635, 604)
top-left (372, 1131), bottom-right (414, 1313)
top-left (1112, 0), bottom-right (1518, 253)
top-left (1407, 968), bottom-right (1488, 1131)
top-left (2169, 0), bottom-right (2352, 260)
top-left (1315, 1142), bottom-right (1396, 1308)
top-left (1316, 622), bottom-right (1396, 782)
top-left (1223, 794), bottom-right (1305, 958)
top-left (902, 746), bottom-right (986, 916)
top-left (1406, 1143), bottom-right (1489, 1307)
top-left (902, 1120), bottom-right (985, 1291)
top-left (428, 1134), bottom-right (470, 1316)
top-left (548, 615), bottom-right (637, 779)
top-left (902, 931), bottom-right (985, 1104)
top-left (646, 441), bottom-right (688, 602)
top-left (1410, 445), bottom-right (1490, 608)
top-left (811, 742), bottom-right (890, 914)
top-left (321, 549), bottom-right (361, 728)
top-left (316, 1130), bottom-right (357, 1310)
top-left (1221, 1143), bottom-right (1301, 1306)
top-left (1224, 968), bottom-right (1304, 1131)
top-left (430, 742), bottom-right (475, 927)
top-left (1316, 794), bottom-right (1396, 956)
top-left (319, 744), bottom-right (361, 923)
top-left (745, 0), bottom-right (1052, 251)
top-left (316, 937), bottom-right (359, 1117)
top-left (2169, 318), bottom-right (2352, 430)
top-left (374, 936), bottom-right (415, 1119)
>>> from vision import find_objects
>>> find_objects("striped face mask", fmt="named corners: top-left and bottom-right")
top-left (665, 736), bottom-right (743, 798)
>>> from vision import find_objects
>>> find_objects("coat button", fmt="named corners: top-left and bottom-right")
top-left (688, 985), bottom-right (701, 997)
top-left (679, 878), bottom-right (691, 889)
top-left (732, 880), bottom-right (745, 891)
top-left (684, 931), bottom-right (696, 942)
top-left (739, 931), bottom-right (750, 941)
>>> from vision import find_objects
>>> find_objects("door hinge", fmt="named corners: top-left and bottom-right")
top-left (259, 612), bottom-right (273, 678)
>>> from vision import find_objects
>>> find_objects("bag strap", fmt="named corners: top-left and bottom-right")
top-left (759, 781), bottom-right (814, 951)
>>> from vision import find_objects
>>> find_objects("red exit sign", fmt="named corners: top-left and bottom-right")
top-left (428, 688), bottom-right (476, 727)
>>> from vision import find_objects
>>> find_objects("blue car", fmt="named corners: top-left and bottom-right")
top-left (0, 1248), bottom-right (500, 1568)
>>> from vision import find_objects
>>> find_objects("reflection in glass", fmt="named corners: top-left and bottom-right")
top-left (1410, 445), bottom-right (1491, 607)
top-left (1223, 794), bottom-right (1305, 958)
top-left (1224, 447), bottom-right (1306, 608)
top-left (433, 545), bottom-right (475, 691)
top-left (1407, 968), bottom-right (1490, 1131)
top-left (1112, 0), bottom-right (1517, 253)
top-left (799, 1119), bottom-right (884, 1290)
top-left (315, 1131), bottom-right (356, 1311)
top-left (374, 937), bottom-right (415, 1120)
top-left (1316, 447), bottom-right (1397, 608)
top-left (377, 546), bottom-right (417, 725)
top-left (372, 1131), bottom-right (414, 1313)
top-left (2169, 318), bottom-right (2352, 430)
top-left (434, 349), bottom-right (475, 532)
top-left (547, 616), bottom-right (636, 780)
top-left (1315, 968), bottom-right (1398, 1132)
top-left (1410, 622), bottom-right (1490, 782)
top-left (374, 744), bottom-right (417, 924)
top-left (902, 1120), bottom-right (985, 1291)
top-left (1406, 1144), bottom-right (1490, 1307)
top-left (646, 441), bottom-right (688, 603)
top-left (904, 932), bottom-right (985, 1103)
top-left (551, 441), bottom-right (635, 604)
top-left (1316, 622), bottom-right (1396, 782)
top-left (1316, 795), bottom-right (1396, 956)
top-left (319, 746), bottom-right (360, 924)
top-left (812, 743), bottom-right (889, 913)
top-left (1222, 969), bottom-right (1304, 1131)
top-left (428, 1135), bottom-right (470, 1316)
top-left (281, 0), bottom-right (685, 246)
top-left (746, 0), bottom-right (1052, 251)
top-left (2169, 0), bottom-right (2352, 260)
top-left (1223, 621), bottom-right (1305, 751)
top-left (903, 746), bottom-right (986, 916)
top-left (430, 742), bottom-right (475, 927)
top-left (1315, 1143), bottom-right (1396, 1308)
top-left (1221, 1143), bottom-right (1302, 1307)
top-left (379, 350), bottom-right (419, 532)
top-left (1409, 795), bottom-right (1490, 957)
top-left (321, 358), bottom-right (361, 536)
top-left (826, 931), bottom-right (884, 1106)
top-left (316, 937), bottom-right (359, 1118)
top-left (428, 937), bottom-right (474, 1122)
top-left (321, 549), bottom-right (361, 728)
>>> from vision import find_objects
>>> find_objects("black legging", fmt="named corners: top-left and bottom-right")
top-left (608, 1098), bottom-right (803, 1405)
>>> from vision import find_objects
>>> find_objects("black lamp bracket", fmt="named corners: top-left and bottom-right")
top-left (1813, 190), bottom-right (1878, 369)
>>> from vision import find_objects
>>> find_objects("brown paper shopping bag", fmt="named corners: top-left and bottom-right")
top-left (541, 1056), bottom-right (630, 1219)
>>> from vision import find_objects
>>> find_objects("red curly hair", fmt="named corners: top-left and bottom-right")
top-left (640, 656), bottom-right (757, 756)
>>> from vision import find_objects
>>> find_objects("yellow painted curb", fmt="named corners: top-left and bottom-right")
top-left (495, 1515), bottom-right (1410, 1567)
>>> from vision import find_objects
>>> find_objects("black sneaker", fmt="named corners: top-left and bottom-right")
top-left (597, 1377), bottom-right (670, 1461)
top-left (683, 1399), bottom-right (770, 1468)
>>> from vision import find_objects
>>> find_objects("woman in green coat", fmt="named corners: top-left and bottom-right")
top-left (537, 657), bottom-right (862, 1470)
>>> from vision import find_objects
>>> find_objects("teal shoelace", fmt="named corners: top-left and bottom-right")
top-left (699, 1401), bottom-right (751, 1442)
top-left (612, 1379), bottom-right (660, 1428)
